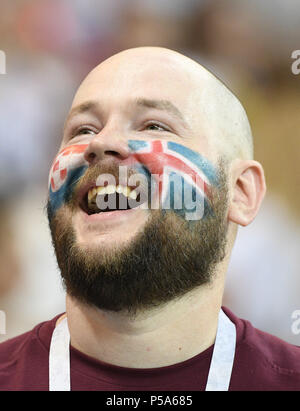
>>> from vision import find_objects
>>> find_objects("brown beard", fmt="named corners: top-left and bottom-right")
top-left (47, 163), bottom-right (229, 316)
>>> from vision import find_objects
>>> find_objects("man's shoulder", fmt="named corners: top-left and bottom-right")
top-left (224, 307), bottom-right (300, 390)
top-left (0, 315), bottom-right (61, 390)
top-left (0, 315), bottom-right (58, 360)
top-left (236, 310), bottom-right (300, 371)
top-left (0, 329), bottom-right (34, 361)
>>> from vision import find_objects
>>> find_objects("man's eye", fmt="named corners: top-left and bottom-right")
top-left (71, 127), bottom-right (97, 138)
top-left (77, 128), bottom-right (96, 135)
top-left (145, 123), bottom-right (169, 132)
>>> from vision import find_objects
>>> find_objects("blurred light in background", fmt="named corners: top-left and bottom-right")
top-left (0, 0), bottom-right (299, 344)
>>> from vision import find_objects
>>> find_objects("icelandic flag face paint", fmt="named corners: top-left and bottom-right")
top-left (48, 144), bottom-right (89, 214)
top-left (128, 140), bottom-right (218, 220)
top-left (47, 139), bottom-right (219, 221)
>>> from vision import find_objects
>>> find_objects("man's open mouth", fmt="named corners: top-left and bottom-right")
top-left (80, 184), bottom-right (143, 215)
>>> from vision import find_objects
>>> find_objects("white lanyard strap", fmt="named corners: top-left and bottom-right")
top-left (49, 317), bottom-right (70, 391)
top-left (205, 309), bottom-right (236, 391)
top-left (48, 309), bottom-right (236, 391)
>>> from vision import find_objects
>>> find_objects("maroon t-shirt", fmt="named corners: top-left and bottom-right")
top-left (0, 307), bottom-right (299, 391)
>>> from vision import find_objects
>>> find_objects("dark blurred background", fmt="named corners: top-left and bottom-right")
top-left (0, 0), bottom-right (299, 344)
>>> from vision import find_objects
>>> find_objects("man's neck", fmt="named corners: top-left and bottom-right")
top-left (65, 281), bottom-right (224, 369)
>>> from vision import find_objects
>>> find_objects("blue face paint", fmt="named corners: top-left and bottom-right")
top-left (48, 144), bottom-right (88, 216)
top-left (49, 165), bottom-right (87, 214)
top-left (166, 141), bottom-right (219, 186)
top-left (128, 139), bottom-right (219, 220)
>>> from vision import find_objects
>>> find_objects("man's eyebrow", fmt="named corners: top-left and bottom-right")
top-left (64, 100), bottom-right (98, 126)
top-left (135, 98), bottom-right (187, 125)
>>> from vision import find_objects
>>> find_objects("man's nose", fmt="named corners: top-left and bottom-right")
top-left (84, 134), bottom-right (130, 165)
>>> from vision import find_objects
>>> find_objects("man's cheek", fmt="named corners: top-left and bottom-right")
top-left (48, 144), bottom-right (88, 215)
top-left (49, 165), bottom-right (88, 214)
top-left (128, 139), bottom-right (219, 221)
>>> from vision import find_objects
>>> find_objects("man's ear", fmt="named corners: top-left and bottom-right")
top-left (228, 160), bottom-right (266, 226)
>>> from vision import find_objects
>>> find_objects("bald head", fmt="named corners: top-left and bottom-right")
top-left (72, 47), bottom-right (253, 162)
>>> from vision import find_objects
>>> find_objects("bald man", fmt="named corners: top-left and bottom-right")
top-left (0, 47), bottom-right (299, 392)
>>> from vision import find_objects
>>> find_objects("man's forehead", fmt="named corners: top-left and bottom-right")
top-left (71, 48), bottom-right (204, 107)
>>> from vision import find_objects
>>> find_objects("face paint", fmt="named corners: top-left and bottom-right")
top-left (48, 139), bottom-right (220, 221)
top-left (48, 144), bottom-right (88, 215)
top-left (128, 140), bottom-right (219, 220)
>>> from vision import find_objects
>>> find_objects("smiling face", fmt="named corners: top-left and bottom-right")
top-left (47, 47), bottom-right (261, 313)
top-left (49, 48), bottom-right (225, 250)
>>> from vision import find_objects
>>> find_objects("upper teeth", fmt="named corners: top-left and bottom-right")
top-left (87, 185), bottom-right (137, 205)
